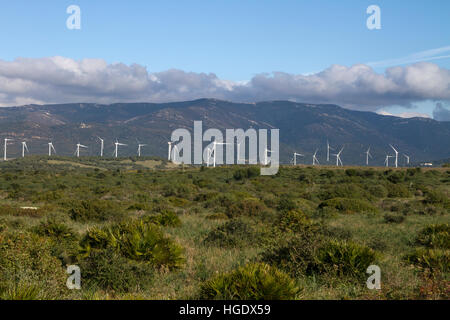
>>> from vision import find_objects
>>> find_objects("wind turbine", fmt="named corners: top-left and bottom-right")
top-left (365, 147), bottom-right (373, 166)
top-left (171, 144), bottom-right (180, 163)
top-left (3, 138), bottom-right (12, 161)
top-left (48, 142), bottom-right (56, 156)
top-left (404, 154), bottom-right (410, 165)
top-left (168, 142), bottom-right (173, 161)
top-left (293, 152), bottom-right (304, 165)
top-left (212, 141), bottom-right (232, 167)
top-left (264, 147), bottom-right (273, 166)
top-left (384, 155), bottom-right (393, 167)
top-left (206, 147), bottom-right (212, 167)
top-left (332, 146), bottom-right (344, 166)
top-left (75, 143), bottom-right (88, 158)
top-left (389, 144), bottom-right (399, 168)
top-left (312, 149), bottom-right (320, 166)
top-left (97, 137), bottom-right (104, 157)
top-left (137, 144), bottom-right (147, 157)
top-left (22, 141), bottom-right (29, 158)
top-left (114, 140), bottom-right (127, 158)
top-left (326, 140), bottom-right (334, 162)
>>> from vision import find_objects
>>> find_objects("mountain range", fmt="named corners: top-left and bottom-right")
top-left (0, 99), bottom-right (449, 166)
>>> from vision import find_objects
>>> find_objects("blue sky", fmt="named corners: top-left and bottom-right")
top-left (0, 0), bottom-right (449, 118)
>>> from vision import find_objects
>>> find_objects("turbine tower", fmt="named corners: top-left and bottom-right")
top-left (22, 141), bottom-right (29, 158)
top-left (365, 147), bottom-right (373, 166)
top-left (332, 147), bottom-right (344, 166)
top-left (389, 144), bottom-right (399, 168)
top-left (326, 140), bottom-right (334, 162)
top-left (114, 140), bottom-right (127, 158)
top-left (168, 142), bottom-right (173, 161)
top-left (97, 137), bottom-right (104, 157)
top-left (293, 152), bottom-right (304, 165)
top-left (3, 138), bottom-right (12, 161)
top-left (312, 149), bottom-right (320, 166)
top-left (384, 155), bottom-right (393, 167)
top-left (75, 143), bottom-right (88, 158)
top-left (137, 144), bottom-right (147, 157)
top-left (212, 141), bottom-right (232, 167)
top-left (404, 154), bottom-right (410, 165)
top-left (48, 142), bottom-right (56, 156)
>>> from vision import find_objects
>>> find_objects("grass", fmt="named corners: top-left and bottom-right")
top-left (0, 157), bottom-right (448, 300)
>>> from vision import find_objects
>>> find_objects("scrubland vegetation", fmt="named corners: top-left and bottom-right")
top-left (0, 156), bottom-right (448, 300)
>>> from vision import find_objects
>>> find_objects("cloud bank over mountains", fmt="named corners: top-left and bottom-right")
top-left (0, 56), bottom-right (449, 117)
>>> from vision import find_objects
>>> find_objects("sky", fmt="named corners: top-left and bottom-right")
top-left (0, 0), bottom-right (449, 119)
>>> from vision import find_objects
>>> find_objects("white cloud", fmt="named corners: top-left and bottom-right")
top-left (376, 110), bottom-right (431, 119)
top-left (0, 56), bottom-right (449, 114)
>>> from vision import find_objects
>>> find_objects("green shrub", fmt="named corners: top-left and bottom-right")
top-left (1, 284), bottom-right (41, 300)
top-left (423, 190), bottom-right (449, 207)
top-left (80, 220), bottom-right (185, 269)
top-left (277, 210), bottom-right (313, 233)
top-left (79, 248), bottom-right (153, 292)
top-left (276, 196), bottom-right (297, 212)
top-left (316, 240), bottom-right (377, 278)
top-left (416, 224), bottom-right (450, 249)
top-left (262, 234), bottom-right (323, 277)
top-left (199, 263), bottom-right (299, 300)
top-left (203, 219), bottom-right (256, 248)
top-left (226, 198), bottom-right (265, 218)
top-left (383, 213), bottom-right (406, 224)
top-left (69, 200), bottom-right (123, 222)
top-left (404, 248), bottom-right (449, 273)
top-left (0, 231), bottom-right (67, 299)
top-left (233, 167), bottom-right (260, 180)
top-left (143, 210), bottom-right (182, 227)
top-left (386, 184), bottom-right (411, 198)
top-left (318, 198), bottom-right (378, 214)
top-left (34, 218), bottom-right (77, 241)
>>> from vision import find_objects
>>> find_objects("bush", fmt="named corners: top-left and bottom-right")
top-left (79, 249), bottom-right (154, 292)
top-left (383, 213), bottom-right (406, 224)
top-left (423, 190), bottom-right (449, 207)
top-left (318, 198), bottom-right (378, 214)
top-left (416, 224), bottom-right (450, 249)
top-left (199, 263), bottom-right (299, 300)
top-left (233, 167), bottom-right (260, 180)
top-left (69, 200), bottom-right (123, 222)
top-left (226, 198), bottom-right (265, 218)
top-left (262, 234), bottom-right (323, 277)
top-left (277, 210), bottom-right (313, 233)
top-left (404, 248), bottom-right (449, 273)
top-left (0, 231), bottom-right (67, 299)
top-left (276, 196), bottom-right (297, 212)
top-left (203, 220), bottom-right (256, 248)
top-left (79, 220), bottom-right (185, 269)
top-left (386, 184), bottom-right (411, 198)
top-left (143, 210), bottom-right (182, 227)
top-left (316, 240), bottom-right (377, 278)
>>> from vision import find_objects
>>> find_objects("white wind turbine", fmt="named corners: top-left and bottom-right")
top-left (168, 142), bottom-right (173, 161)
top-left (264, 147), bottom-right (274, 166)
top-left (389, 144), bottom-right (399, 168)
top-left (22, 141), bottom-right (29, 158)
top-left (293, 152), bottom-right (304, 165)
top-left (206, 147), bottom-right (212, 167)
top-left (384, 155), bottom-right (393, 167)
top-left (137, 144), bottom-right (147, 157)
top-left (3, 138), bottom-right (13, 161)
top-left (48, 142), bottom-right (56, 156)
top-left (97, 137), bottom-right (104, 157)
top-left (114, 140), bottom-right (127, 158)
top-left (312, 149), bottom-right (320, 166)
top-left (75, 143), bottom-right (88, 158)
top-left (171, 144), bottom-right (180, 163)
top-left (332, 146), bottom-right (344, 166)
top-left (404, 154), bottom-right (410, 165)
top-left (365, 147), bottom-right (373, 166)
top-left (212, 141), bottom-right (232, 167)
top-left (326, 140), bottom-right (334, 162)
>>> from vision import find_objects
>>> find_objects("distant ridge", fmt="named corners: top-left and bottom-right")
top-left (0, 99), bottom-right (449, 165)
